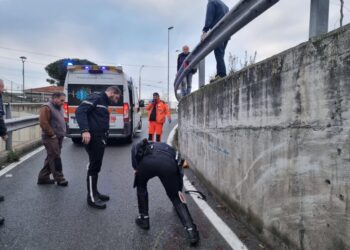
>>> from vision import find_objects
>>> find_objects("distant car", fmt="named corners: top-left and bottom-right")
top-left (63, 65), bottom-right (144, 144)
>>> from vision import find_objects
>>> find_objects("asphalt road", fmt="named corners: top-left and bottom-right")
top-left (0, 117), bottom-right (265, 250)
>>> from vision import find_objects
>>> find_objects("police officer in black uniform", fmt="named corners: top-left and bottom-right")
top-left (75, 86), bottom-right (121, 209)
top-left (131, 139), bottom-right (200, 245)
top-left (0, 79), bottom-right (8, 225)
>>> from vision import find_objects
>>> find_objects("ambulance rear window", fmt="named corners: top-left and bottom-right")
top-left (67, 84), bottom-right (123, 106)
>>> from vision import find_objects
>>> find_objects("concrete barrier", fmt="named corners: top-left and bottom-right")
top-left (178, 23), bottom-right (350, 249)
top-left (0, 103), bottom-right (42, 166)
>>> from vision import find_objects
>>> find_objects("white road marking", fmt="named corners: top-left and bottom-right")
top-left (0, 146), bottom-right (45, 177)
top-left (167, 124), bottom-right (248, 250)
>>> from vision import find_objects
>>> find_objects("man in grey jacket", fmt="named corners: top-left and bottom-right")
top-left (202, 0), bottom-right (229, 79)
top-left (37, 92), bottom-right (68, 186)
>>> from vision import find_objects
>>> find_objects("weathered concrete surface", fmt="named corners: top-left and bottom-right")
top-left (178, 23), bottom-right (350, 250)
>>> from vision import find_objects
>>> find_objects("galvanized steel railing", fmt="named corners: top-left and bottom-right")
top-left (174, 0), bottom-right (280, 100)
top-left (3, 104), bottom-right (40, 151)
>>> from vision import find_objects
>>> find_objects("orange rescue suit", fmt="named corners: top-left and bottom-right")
top-left (146, 100), bottom-right (171, 140)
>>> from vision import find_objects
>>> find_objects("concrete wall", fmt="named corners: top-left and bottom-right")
top-left (178, 24), bottom-right (350, 250)
top-left (0, 103), bottom-right (42, 154)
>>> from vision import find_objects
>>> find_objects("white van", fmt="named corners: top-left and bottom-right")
top-left (63, 65), bottom-right (143, 144)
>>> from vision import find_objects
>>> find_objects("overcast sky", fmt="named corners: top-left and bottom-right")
top-left (0, 0), bottom-right (349, 101)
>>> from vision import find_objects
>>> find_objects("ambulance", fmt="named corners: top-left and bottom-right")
top-left (63, 65), bottom-right (143, 144)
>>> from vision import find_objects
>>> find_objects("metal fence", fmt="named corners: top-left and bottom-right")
top-left (174, 0), bottom-right (331, 101)
top-left (3, 103), bottom-right (40, 151)
top-left (174, 0), bottom-right (279, 100)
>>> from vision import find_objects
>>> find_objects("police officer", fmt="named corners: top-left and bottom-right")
top-left (75, 86), bottom-right (121, 209)
top-left (131, 139), bottom-right (200, 245)
top-left (0, 79), bottom-right (8, 225)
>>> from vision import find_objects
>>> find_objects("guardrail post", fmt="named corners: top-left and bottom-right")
top-left (198, 59), bottom-right (205, 88)
top-left (309, 0), bottom-right (329, 38)
top-left (5, 103), bottom-right (12, 151)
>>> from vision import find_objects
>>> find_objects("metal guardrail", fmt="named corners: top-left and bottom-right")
top-left (174, 0), bottom-right (279, 100)
top-left (3, 103), bottom-right (40, 151)
top-left (5, 115), bottom-right (39, 133)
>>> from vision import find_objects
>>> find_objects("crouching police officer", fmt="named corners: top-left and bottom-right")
top-left (131, 139), bottom-right (200, 245)
top-left (76, 86), bottom-right (121, 209)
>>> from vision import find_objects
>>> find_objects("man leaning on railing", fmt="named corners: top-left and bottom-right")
top-left (0, 79), bottom-right (9, 226)
top-left (201, 0), bottom-right (229, 81)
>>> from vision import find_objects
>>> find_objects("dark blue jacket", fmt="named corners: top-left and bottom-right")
top-left (0, 93), bottom-right (6, 136)
top-left (75, 92), bottom-right (110, 135)
top-left (131, 141), bottom-right (177, 170)
top-left (203, 0), bottom-right (229, 32)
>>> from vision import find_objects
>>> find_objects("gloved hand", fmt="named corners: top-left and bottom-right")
top-left (168, 118), bottom-right (172, 124)
top-left (152, 99), bottom-right (156, 104)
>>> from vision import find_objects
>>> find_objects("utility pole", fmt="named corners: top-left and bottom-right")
top-left (309, 0), bottom-right (329, 38)
top-left (139, 65), bottom-right (145, 100)
top-left (167, 26), bottom-right (174, 103)
top-left (20, 56), bottom-right (27, 93)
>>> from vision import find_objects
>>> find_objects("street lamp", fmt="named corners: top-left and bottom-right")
top-left (139, 65), bottom-right (145, 99)
top-left (167, 26), bottom-right (174, 103)
top-left (20, 56), bottom-right (27, 93)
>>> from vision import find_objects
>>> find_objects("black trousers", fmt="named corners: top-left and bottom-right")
top-left (136, 153), bottom-right (183, 204)
top-left (214, 40), bottom-right (228, 77)
top-left (85, 134), bottom-right (107, 176)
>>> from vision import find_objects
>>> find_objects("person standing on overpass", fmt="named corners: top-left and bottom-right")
top-left (177, 45), bottom-right (197, 97)
top-left (201, 0), bottom-right (229, 80)
top-left (145, 92), bottom-right (171, 142)
top-left (131, 139), bottom-right (200, 245)
top-left (37, 92), bottom-right (68, 187)
top-left (0, 79), bottom-right (8, 226)
top-left (75, 86), bottom-right (121, 209)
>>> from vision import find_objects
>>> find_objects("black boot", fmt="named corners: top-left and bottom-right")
top-left (97, 192), bottom-right (110, 202)
top-left (135, 215), bottom-right (149, 230)
top-left (135, 188), bottom-right (149, 229)
top-left (87, 175), bottom-right (106, 209)
top-left (174, 203), bottom-right (199, 245)
top-left (0, 195), bottom-right (4, 202)
top-left (95, 175), bottom-right (110, 201)
top-left (0, 216), bottom-right (4, 225)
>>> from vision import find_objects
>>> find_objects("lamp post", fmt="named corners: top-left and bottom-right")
top-left (167, 26), bottom-right (174, 103)
top-left (139, 65), bottom-right (145, 99)
top-left (20, 56), bottom-right (27, 93)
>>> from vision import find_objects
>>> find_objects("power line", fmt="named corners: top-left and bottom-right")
top-left (0, 45), bottom-right (176, 69)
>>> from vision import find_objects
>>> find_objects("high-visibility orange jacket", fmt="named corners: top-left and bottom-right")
top-left (146, 100), bottom-right (171, 124)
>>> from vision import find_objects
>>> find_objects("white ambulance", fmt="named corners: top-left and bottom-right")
top-left (63, 65), bottom-right (143, 144)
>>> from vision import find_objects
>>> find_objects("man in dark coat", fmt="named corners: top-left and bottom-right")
top-left (0, 79), bottom-right (8, 226)
top-left (202, 0), bottom-right (229, 79)
top-left (75, 86), bottom-right (121, 209)
top-left (131, 139), bottom-right (199, 245)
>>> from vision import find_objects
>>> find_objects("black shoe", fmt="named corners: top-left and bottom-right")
top-left (0, 195), bottom-right (4, 202)
top-left (97, 193), bottom-right (110, 202)
top-left (0, 216), bottom-right (4, 225)
top-left (87, 197), bottom-right (106, 209)
top-left (37, 179), bottom-right (55, 185)
top-left (185, 225), bottom-right (200, 245)
top-left (56, 180), bottom-right (68, 186)
top-left (135, 215), bottom-right (149, 230)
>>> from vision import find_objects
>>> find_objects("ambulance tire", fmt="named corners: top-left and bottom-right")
top-left (72, 138), bottom-right (82, 145)
top-left (125, 122), bottom-right (133, 143)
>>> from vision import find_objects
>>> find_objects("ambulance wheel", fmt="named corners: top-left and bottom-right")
top-left (125, 123), bottom-right (133, 143)
top-left (125, 134), bottom-right (133, 143)
top-left (72, 138), bottom-right (81, 144)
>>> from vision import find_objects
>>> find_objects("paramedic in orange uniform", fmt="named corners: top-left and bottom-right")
top-left (145, 92), bottom-right (171, 142)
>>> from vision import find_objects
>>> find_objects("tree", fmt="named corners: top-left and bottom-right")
top-left (45, 58), bottom-right (96, 86)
